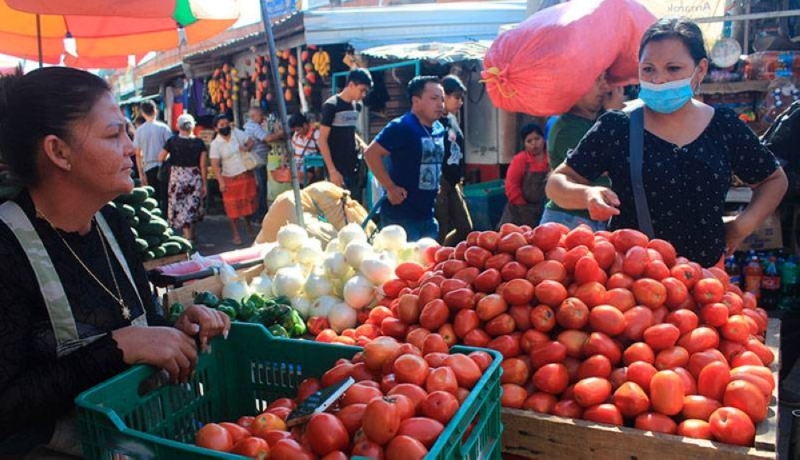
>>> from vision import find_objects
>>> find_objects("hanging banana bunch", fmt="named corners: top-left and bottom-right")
top-left (312, 49), bottom-right (330, 77)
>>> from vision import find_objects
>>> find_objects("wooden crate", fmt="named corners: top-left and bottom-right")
top-left (161, 263), bottom-right (265, 308)
top-left (142, 253), bottom-right (190, 272)
top-left (501, 319), bottom-right (781, 460)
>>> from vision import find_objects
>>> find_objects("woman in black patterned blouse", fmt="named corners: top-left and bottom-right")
top-left (545, 17), bottom-right (787, 267)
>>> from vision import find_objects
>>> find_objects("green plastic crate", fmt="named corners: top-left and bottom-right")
top-left (75, 323), bottom-right (503, 459)
top-left (462, 180), bottom-right (507, 231)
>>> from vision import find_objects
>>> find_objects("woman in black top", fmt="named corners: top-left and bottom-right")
top-left (0, 68), bottom-right (229, 456)
top-left (159, 113), bottom-right (207, 241)
top-left (546, 17), bottom-right (787, 267)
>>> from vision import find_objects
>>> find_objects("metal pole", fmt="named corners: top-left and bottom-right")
top-left (259, 0), bottom-right (304, 227)
top-left (36, 14), bottom-right (43, 68)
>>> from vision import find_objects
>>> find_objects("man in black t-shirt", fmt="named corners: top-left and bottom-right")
top-left (319, 68), bottom-right (372, 202)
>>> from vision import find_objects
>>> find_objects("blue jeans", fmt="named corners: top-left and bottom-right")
top-left (380, 209), bottom-right (439, 242)
top-left (540, 207), bottom-right (607, 232)
top-left (253, 165), bottom-right (268, 222)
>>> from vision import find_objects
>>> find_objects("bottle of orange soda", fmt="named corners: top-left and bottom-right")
top-left (744, 252), bottom-right (763, 300)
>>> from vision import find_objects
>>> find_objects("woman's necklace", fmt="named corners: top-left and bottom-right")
top-left (36, 209), bottom-right (132, 320)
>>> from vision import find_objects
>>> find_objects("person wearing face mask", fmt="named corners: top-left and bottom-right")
top-left (209, 114), bottom-right (257, 246)
top-left (546, 17), bottom-right (787, 267)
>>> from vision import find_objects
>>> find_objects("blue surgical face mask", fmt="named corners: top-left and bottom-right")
top-left (638, 69), bottom-right (697, 114)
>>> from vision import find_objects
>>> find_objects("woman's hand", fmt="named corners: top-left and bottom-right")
top-left (174, 305), bottom-right (231, 352)
top-left (218, 179), bottom-right (226, 192)
top-left (723, 215), bottom-right (753, 257)
top-left (586, 186), bottom-right (621, 221)
top-left (111, 326), bottom-right (198, 383)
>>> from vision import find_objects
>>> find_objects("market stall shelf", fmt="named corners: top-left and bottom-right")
top-left (501, 319), bottom-right (781, 460)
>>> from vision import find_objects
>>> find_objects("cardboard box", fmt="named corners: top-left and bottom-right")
top-left (736, 210), bottom-right (784, 251)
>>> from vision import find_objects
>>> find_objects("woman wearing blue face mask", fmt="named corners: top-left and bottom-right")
top-left (545, 17), bottom-right (787, 267)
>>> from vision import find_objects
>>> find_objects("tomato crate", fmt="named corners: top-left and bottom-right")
top-left (501, 318), bottom-right (781, 460)
top-left (75, 323), bottom-right (503, 459)
top-left (463, 179), bottom-right (507, 231)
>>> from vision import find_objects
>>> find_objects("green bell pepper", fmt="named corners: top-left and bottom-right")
top-left (237, 298), bottom-right (257, 322)
top-left (217, 304), bottom-right (237, 321)
top-left (267, 324), bottom-right (289, 338)
top-left (281, 309), bottom-right (307, 337)
top-left (193, 291), bottom-right (220, 308)
top-left (168, 302), bottom-right (185, 322)
top-left (245, 293), bottom-right (266, 310)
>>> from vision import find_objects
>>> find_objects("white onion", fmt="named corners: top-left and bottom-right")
top-left (343, 275), bottom-right (375, 309)
top-left (291, 296), bottom-right (312, 319)
top-left (360, 255), bottom-right (396, 286)
top-left (304, 271), bottom-right (334, 299)
top-left (325, 237), bottom-right (342, 253)
top-left (324, 252), bottom-right (351, 279)
top-left (297, 242), bottom-right (324, 267)
top-left (222, 281), bottom-right (250, 302)
top-left (378, 225), bottom-right (407, 251)
top-left (249, 275), bottom-right (273, 296)
top-left (272, 266), bottom-right (305, 298)
top-left (311, 295), bottom-right (341, 318)
top-left (277, 224), bottom-right (308, 250)
top-left (345, 240), bottom-right (374, 269)
top-left (328, 302), bottom-right (358, 333)
top-left (264, 246), bottom-right (294, 275)
top-left (338, 223), bottom-right (367, 247)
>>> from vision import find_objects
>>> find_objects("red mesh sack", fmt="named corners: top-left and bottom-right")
top-left (483, 0), bottom-right (656, 116)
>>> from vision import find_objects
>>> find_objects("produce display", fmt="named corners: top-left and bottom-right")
top-left (303, 223), bottom-right (774, 448)
top-left (111, 186), bottom-right (193, 261)
top-left (192, 339), bottom-right (498, 459)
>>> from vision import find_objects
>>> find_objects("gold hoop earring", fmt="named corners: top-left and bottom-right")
top-left (66, 164), bottom-right (72, 171)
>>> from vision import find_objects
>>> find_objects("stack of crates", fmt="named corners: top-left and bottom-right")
top-left (76, 323), bottom-right (503, 459)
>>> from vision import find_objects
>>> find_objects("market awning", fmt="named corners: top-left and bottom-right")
top-left (360, 41), bottom-right (492, 65)
top-left (302, 1), bottom-right (526, 49)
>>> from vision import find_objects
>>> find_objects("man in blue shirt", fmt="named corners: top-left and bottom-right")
top-left (365, 76), bottom-right (445, 241)
top-left (243, 107), bottom-right (283, 224)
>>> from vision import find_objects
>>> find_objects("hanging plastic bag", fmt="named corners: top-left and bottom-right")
top-left (483, 0), bottom-right (656, 116)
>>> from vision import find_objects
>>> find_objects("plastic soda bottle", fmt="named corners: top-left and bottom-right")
top-left (725, 255), bottom-right (741, 288)
top-left (744, 254), bottom-right (763, 300)
top-left (780, 256), bottom-right (799, 311)
top-left (760, 256), bottom-right (780, 310)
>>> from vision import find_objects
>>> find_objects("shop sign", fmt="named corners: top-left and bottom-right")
top-left (264, 0), bottom-right (297, 19)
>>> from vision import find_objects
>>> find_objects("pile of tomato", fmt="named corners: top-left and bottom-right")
top-left (310, 223), bottom-right (775, 448)
top-left (193, 340), bottom-right (495, 459)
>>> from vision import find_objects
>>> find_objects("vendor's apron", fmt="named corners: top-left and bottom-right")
top-left (0, 202), bottom-right (147, 458)
top-left (499, 169), bottom-right (548, 228)
top-left (267, 143), bottom-right (292, 203)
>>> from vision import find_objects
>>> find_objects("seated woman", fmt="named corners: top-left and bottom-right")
top-left (0, 67), bottom-right (229, 457)
top-left (499, 122), bottom-right (550, 228)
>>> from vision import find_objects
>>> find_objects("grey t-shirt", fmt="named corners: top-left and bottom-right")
top-left (134, 120), bottom-right (172, 172)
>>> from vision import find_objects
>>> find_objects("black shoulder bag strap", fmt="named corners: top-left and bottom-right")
top-left (628, 106), bottom-right (655, 238)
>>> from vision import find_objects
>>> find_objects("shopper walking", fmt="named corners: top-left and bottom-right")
top-left (159, 113), bottom-right (207, 242)
top-left (365, 76), bottom-right (445, 241)
top-left (133, 100), bottom-right (172, 214)
top-left (209, 114), bottom-right (257, 246)
top-left (243, 107), bottom-right (283, 225)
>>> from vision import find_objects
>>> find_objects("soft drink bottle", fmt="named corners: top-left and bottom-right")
top-left (760, 256), bottom-right (780, 310)
top-left (725, 255), bottom-right (741, 288)
top-left (780, 256), bottom-right (799, 311)
top-left (744, 254), bottom-right (763, 300)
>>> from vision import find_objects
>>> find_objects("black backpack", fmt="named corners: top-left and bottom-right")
top-left (761, 100), bottom-right (800, 204)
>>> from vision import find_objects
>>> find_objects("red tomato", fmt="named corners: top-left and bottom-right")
top-left (393, 354), bottom-right (430, 387)
top-left (623, 342), bottom-right (655, 365)
top-left (557, 329), bottom-right (589, 360)
top-left (552, 399), bottom-right (584, 418)
top-left (269, 439), bottom-right (314, 460)
top-left (444, 353), bottom-right (483, 389)
top-left (677, 327), bottom-right (720, 354)
top-left (649, 370), bottom-right (684, 416)
top-left (583, 403), bottom-right (624, 426)
top-left (527, 260), bottom-right (568, 285)
top-left (468, 350), bottom-right (494, 372)
top-left (531, 340), bottom-right (568, 368)
top-left (573, 281), bottom-right (607, 308)
top-left (604, 288), bottom-right (636, 312)
top-left (731, 350), bottom-right (765, 368)
top-left (500, 383), bottom-right (528, 409)
top-left (462, 329), bottom-right (491, 348)
top-left (632, 278), bottom-right (667, 308)
top-left (422, 333), bottom-right (449, 355)
top-left (556, 297), bottom-right (590, 329)
top-left (305, 413), bottom-right (349, 456)
top-left (388, 384), bottom-right (429, 415)
top-left (363, 397), bottom-right (401, 445)
top-left (473, 268), bottom-right (502, 293)
top-left (336, 403), bottom-right (367, 437)
top-left (196, 423), bottom-right (234, 452)
top-left (419, 299), bottom-right (450, 331)
top-left (677, 419), bottom-right (712, 440)
top-left (614, 381), bottom-right (650, 418)
top-left (501, 357), bottom-right (532, 386)
top-left (693, 278), bottom-right (725, 305)
top-left (588, 305), bottom-right (626, 336)
top-left (396, 261), bottom-right (425, 282)
top-left (682, 395), bottom-right (722, 421)
top-left (709, 407), bottom-right (756, 447)
top-left (534, 280), bottom-right (569, 307)
top-left (476, 294), bottom-right (508, 321)
top-left (386, 435), bottom-right (428, 460)
top-left (606, 272), bottom-right (635, 290)
top-left (260, 430), bottom-right (292, 447)
top-left (236, 416), bottom-right (255, 432)
top-left (643, 323), bottom-right (681, 351)
top-left (350, 439), bottom-right (384, 459)
top-left (700, 302), bottom-right (729, 327)
top-left (443, 288), bottom-right (476, 311)
top-left (530, 304), bottom-right (557, 333)
top-left (342, 382), bottom-right (383, 406)
top-left (724, 380), bottom-right (769, 423)
top-left (421, 390), bottom-right (460, 424)
top-left (622, 306), bottom-right (655, 342)
top-left (502, 279), bottom-right (535, 305)
top-left (665, 309), bottom-right (699, 336)
top-left (654, 346), bottom-right (690, 370)
top-left (231, 436), bottom-right (270, 457)
top-left (622, 246), bottom-right (650, 278)
top-left (219, 422), bottom-right (250, 445)
top-left (532, 363), bottom-right (569, 395)
top-left (582, 332), bottom-right (622, 365)
top-left (523, 392), bottom-right (557, 414)
top-left (612, 228), bottom-right (649, 253)
top-left (573, 377), bottom-right (612, 408)
top-left (397, 417), bottom-right (445, 449)
top-left (516, 244), bottom-right (546, 268)
top-left (363, 337), bottom-right (401, 372)
top-left (426, 366), bottom-right (459, 394)
top-left (635, 412), bottom-right (677, 434)
top-left (746, 338), bottom-right (775, 366)
top-left (661, 277), bottom-right (689, 310)
top-left (576, 354), bottom-right (612, 380)
top-left (485, 313), bottom-right (516, 337)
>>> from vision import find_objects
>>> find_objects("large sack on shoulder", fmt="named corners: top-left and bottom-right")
top-left (483, 0), bottom-right (655, 116)
top-left (303, 181), bottom-right (348, 230)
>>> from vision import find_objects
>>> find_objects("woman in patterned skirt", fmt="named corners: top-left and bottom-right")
top-left (159, 113), bottom-right (207, 241)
